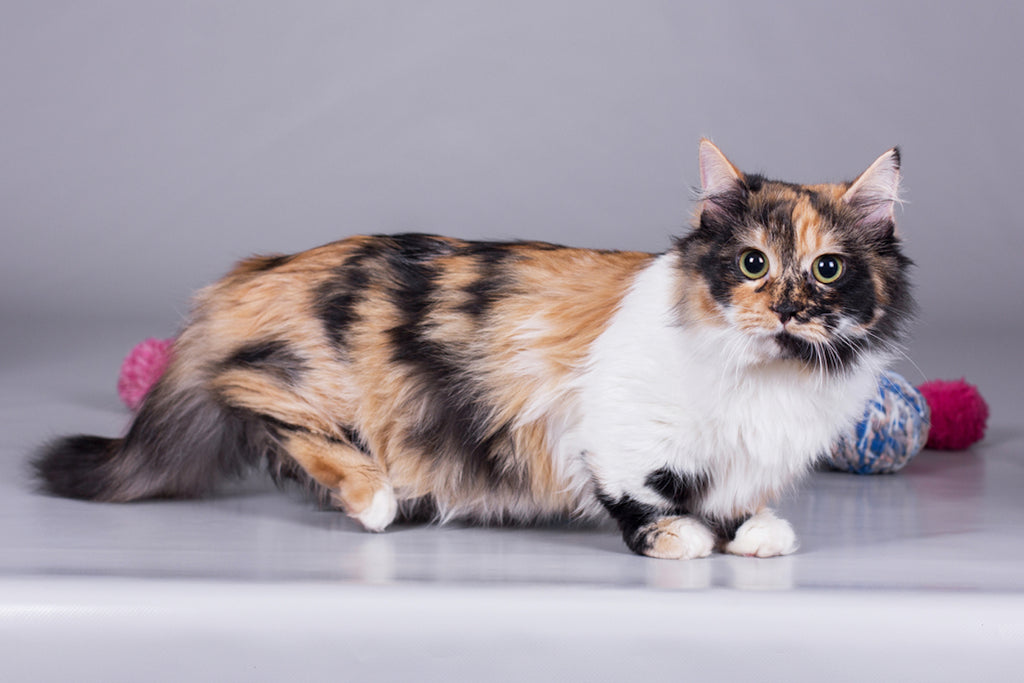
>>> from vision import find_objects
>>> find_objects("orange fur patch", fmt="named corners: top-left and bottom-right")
top-left (282, 430), bottom-right (387, 514)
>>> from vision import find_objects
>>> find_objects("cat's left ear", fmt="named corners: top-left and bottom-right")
top-left (698, 139), bottom-right (746, 221)
top-left (699, 138), bottom-right (743, 198)
top-left (842, 147), bottom-right (901, 231)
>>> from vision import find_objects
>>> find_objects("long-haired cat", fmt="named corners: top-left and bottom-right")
top-left (35, 140), bottom-right (913, 559)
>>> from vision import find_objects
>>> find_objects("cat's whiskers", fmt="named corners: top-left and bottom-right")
top-left (735, 335), bottom-right (755, 386)
top-left (822, 340), bottom-right (842, 379)
top-left (717, 333), bottom-right (742, 388)
top-left (856, 327), bottom-right (927, 383)
top-left (809, 341), bottom-right (825, 388)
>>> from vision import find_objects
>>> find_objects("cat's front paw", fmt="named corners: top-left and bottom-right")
top-left (635, 516), bottom-right (715, 560)
top-left (724, 509), bottom-right (798, 558)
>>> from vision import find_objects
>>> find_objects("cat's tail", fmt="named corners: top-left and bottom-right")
top-left (33, 367), bottom-right (280, 502)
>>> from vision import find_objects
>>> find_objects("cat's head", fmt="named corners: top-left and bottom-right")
top-left (674, 139), bottom-right (914, 373)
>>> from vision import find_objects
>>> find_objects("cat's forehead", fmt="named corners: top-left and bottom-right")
top-left (744, 181), bottom-right (850, 257)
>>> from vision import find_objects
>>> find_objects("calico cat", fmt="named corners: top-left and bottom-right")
top-left (34, 140), bottom-right (913, 559)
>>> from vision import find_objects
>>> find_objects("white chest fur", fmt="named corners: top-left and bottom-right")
top-left (569, 254), bottom-right (884, 519)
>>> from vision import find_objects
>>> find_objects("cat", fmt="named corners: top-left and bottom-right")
top-left (34, 140), bottom-right (913, 559)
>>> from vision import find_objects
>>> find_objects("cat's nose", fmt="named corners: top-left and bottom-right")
top-left (772, 301), bottom-right (801, 324)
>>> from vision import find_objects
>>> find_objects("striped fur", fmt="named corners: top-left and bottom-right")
top-left (34, 141), bottom-right (914, 558)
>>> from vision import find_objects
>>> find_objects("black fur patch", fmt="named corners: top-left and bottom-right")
top-left (33, 435), bottom-right (123, 500)
top-left (314, 241), bottom-right (383, 351)
top-left (224, 340), bottom-right (307, 385)
top-left (458, 244), bottom-right (515, 318)
top-left (339, 425), bottom-right (372, 456)
top-left (595, 489), bottom-right (660, 555)
top-left (705, 515), bottom-right (751, 543)
top-left (396, 495), bottom-right (438, 524)
top-left (377, 236), bottom-right (529, 492)
top-left (399, 339), bottom-right (527, 491)
top-left (382, 235), bottom-right (451, 354)
top-left (644, 467), bottom-right (709, 514)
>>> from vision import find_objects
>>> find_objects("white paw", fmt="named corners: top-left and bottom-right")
top-left (643, 516), bottom-right (716, 560)
top-left (353, 486), bottom-right (397, 533)
top-left (725, 509), bottom-right (798, 558)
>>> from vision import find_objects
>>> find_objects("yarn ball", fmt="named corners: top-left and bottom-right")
top-left (828, 371), bottom-right (931, 474)
top-left (117, 337), bottom-right (174, 411)
top-left (917, 378), bottom-right (988, 450)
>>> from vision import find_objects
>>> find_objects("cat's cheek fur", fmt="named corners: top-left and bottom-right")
top-left (572, 253), bottom-right (887, 555)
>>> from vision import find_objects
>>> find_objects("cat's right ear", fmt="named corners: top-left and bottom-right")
top-left (698, 139), bottom-right (744, 217)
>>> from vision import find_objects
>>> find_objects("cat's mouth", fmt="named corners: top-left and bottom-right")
top-left (774, 331), bottom-right (813, 359)
top-left (772, 331), bottom-right (858, 372)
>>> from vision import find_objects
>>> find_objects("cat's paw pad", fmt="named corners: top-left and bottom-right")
top-left (353, 486), bottom-right (398, 533)
top-left (725, 510), bottom-right (798, 558)
top-left (639, 517), bottom-right (715, 560)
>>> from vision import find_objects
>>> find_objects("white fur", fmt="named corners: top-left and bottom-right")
top-left (647, 517), bottom-right (717, 560)
top-left (725, 509), bottom-right (798, 557)
top-left (355, 486), bottom-right (398, 532)
top-left (565, 253), bottom-right (886, 526)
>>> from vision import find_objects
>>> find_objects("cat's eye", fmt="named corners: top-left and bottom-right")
top-left (739, 249), bottom-right (769, 279)
top-left (812, 255), bottom-right (844, 284)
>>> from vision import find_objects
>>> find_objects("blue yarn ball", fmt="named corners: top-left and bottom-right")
top-left (828, 371), bottom-right (931, 474)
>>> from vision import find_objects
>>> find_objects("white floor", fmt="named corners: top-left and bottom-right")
top-left (2, 315), bottom-right (1022, 681)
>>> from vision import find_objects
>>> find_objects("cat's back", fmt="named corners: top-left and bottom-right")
top-left (199, 233), bottom-right (653, 363)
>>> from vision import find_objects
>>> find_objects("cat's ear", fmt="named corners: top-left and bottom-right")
top-left (698, 139), bottom-right (746, 221)
top-left (699, 138), bottom-right (743, 198)
top-left (842, 147), bottom-right (901, 229)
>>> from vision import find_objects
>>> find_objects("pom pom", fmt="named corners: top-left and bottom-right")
top-left (828, 372), bottom-right (931, 474)
top-left (117, 338), bottom-right (173, 411)
top-left (917, 378), bottom-right (988, 450)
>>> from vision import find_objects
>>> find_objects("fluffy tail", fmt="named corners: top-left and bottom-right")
top-left (34, 374), bottom-right (281, 502)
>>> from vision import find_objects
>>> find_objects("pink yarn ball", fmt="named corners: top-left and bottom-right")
top-left (917, 378), bottom-right (988, 450)
top-left (117, 338), bottom-right (174, 411)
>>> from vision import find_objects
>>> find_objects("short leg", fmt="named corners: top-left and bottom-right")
top-left (723, 508), bottom-right (798, 558)
top-left (638, 516), bottom-right (717, 560)
top-left (597, 491), bottom-right (715, 559)
top-left (283, 430), bottom-right (396, 532)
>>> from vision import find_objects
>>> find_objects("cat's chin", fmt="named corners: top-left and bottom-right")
top-left (770, 331), bottom-right (852, 372)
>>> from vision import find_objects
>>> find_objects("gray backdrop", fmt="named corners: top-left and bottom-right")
top-left (3, 1), bottom-right (1022, 334)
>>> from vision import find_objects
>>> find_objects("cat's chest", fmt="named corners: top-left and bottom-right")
top-left (573, 257), bottom-right (878, 468)
top-left (639, 346), bottom-right (859, 465)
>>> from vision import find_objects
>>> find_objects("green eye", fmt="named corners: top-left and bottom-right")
top-left (739, 249), bottom-right (769, 279)
top-left (813, 255), bottom-right (844, 284)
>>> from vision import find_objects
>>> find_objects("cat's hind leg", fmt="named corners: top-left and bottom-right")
top-left (211, 357), bottom-right (396, 531)
top-left (281, 430), bottom-right (397, 532)
top-left (723, 508), bottom-right (798, 558)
